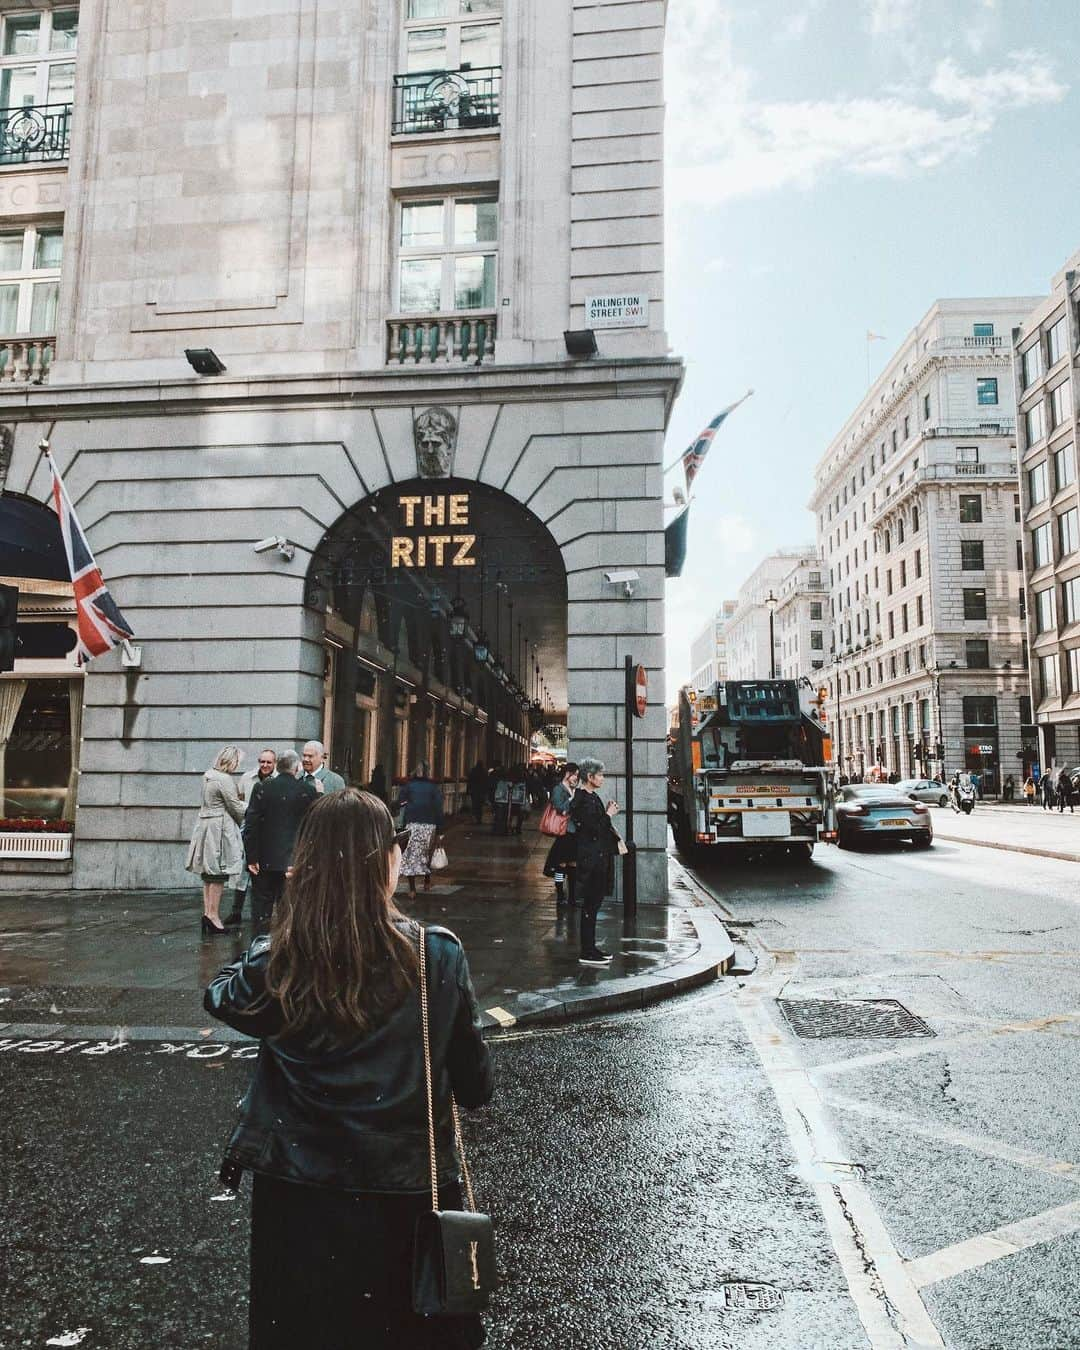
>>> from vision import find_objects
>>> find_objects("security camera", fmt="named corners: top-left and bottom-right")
top-left (252, 536), bottom-right (295, 561)
top-left (603, 568), bottom-right (640, 597)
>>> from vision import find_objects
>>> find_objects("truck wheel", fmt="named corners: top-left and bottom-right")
top-left (796, 842), bottom-right (814, 862)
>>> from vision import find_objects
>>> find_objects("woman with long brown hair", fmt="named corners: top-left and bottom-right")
top-left (205, 788), bottom-right (493, 1349)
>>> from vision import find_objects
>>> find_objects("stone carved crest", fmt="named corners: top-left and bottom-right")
top-left (414, 406), bottom-right (457, 478)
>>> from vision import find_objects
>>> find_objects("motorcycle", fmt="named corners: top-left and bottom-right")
top-left (957, 781), bottom-right (976, 815)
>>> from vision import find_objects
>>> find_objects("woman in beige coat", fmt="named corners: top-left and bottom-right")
top-left (186, 745), bottom-right (246, 935)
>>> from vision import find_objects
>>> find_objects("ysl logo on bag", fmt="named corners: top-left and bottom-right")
top-left (469, 1241), bottom-right (481, 1290)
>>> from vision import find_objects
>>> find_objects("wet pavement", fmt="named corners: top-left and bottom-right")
top-left (930, 798), bottom-right (1080, 861)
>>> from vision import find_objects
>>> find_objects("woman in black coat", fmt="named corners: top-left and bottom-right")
top-left (568, 756), bottom-right (620, 967)
top-left (205, 788), bottom-right (494, 1349)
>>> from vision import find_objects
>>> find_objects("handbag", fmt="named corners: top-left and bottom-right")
top-left (538, 802), bottom-right (568, 837)
top-left (430, 845), bottom-right (449, 870)
top-left (412, 927), bottom-right (496, 1318)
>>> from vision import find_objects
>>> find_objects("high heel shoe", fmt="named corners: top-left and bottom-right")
top-left (201, 915), bottom-right (229, 936)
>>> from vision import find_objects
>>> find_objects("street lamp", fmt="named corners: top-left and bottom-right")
top-left (765, 589), bottom-right (778, 678)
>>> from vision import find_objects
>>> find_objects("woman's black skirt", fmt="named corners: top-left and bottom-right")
top-left (542, 832), bottom-right (577, 876)
top-left (250, 1174), bottom-right (485, 1350)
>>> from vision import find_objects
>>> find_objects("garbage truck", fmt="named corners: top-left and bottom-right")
top-left (667, 678), bottom-right (836, 860)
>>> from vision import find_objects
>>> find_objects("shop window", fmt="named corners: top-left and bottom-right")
top-left (2, 677), bottom-right (73, 819)
top-left (396, 195), bottom-right (497, 314)
top-left (0, 223), bottom-right (61, 334)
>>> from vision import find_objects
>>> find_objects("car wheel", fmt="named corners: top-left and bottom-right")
top-left (837, 827), bottom-right (852, 850)
top-left (938, 795), bottom-right (948, 807)
top-left (913, 833), bottom-right (933, 849)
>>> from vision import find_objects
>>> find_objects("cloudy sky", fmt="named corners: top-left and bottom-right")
top-left (662, 0), bottom-right (1080, 695)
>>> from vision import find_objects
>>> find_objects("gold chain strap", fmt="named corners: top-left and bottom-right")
top-left (418, 925), bottom-right (476, 1215)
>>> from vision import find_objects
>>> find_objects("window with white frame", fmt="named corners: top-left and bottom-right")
top-left (1064, 575), bottom-right (1080, 624)
top-left (0, 9), bottom-right (77, 111)
top-left (395, 196), bottom-right (497, 314)
top-left (1047, 316), bottom-right (1067, 367)
top-left (1050, 380), bottom-right (1072, 430)
top-left (1026, 401), bottom-right (1046, 446)
top-left (1040, 653), bottom-right (1058, 701)
top-left (1035, 586), bottom-right (1056, 633)
top-left (1032, 520), bottom-right (1052, 569)
top-left (0, 223), bottom-right (61, 333)
top-left (1054, 444), bottom-right (1075, 493)
top-left (403, 0), bottom-right (500, 73)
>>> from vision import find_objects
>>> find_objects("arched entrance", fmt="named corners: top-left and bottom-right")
top-left (306, 479), bottom-right (568, 807)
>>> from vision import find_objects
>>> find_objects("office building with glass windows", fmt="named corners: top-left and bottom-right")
top-left (1013, 251), bottom-right (1080, 773)
top-left (810, 298), bottom-right (1042, 790)
top-left (0, 0), bottom-right (682, 893)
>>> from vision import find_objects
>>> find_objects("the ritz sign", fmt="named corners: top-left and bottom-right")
top-left (391, 493), bottom-right (477, 569)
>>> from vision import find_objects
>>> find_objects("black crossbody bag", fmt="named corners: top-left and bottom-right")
top-left (411, 926), bottom-right (497, 1318)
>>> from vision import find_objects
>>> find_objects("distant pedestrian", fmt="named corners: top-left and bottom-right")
top-left (224, 748), bottom-right (278, 928)
top-left (205, 789), bottom-right (493, 1350)
top-left (509, 767), bottom-right (528, 835)
top-left (1023, 776), bottom-right (1036, 805)
top-left (543, 762), bottom-right (579, 909)
top-left (1042, 774), bottom-right (1056, 810)
top-left (466, 760), bottom-right (487, 824)
top-left (301, 740), bottom-right (346, 794)
top-left (187, 746), bottom-right (247, 936)
top-left (1059, 775), bottom-right (1075, 814)
top-left (492, 768), bottom-right (511, 835)
top-left (570, 757), bottom-right (621, 967)
top-left (369, 762), bottom-right (388, 805)
top-left (1003, 774), bottom-right (1015, 803)
top-left (397, 762), bottom-right (444, 896)
top-left (243, 751), bottom-right (318, 933)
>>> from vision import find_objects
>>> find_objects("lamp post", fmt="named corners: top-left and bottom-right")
top-left (834, 667), bottom-right (843, 776)
top-left (766, 589), bottom-right (778, 678)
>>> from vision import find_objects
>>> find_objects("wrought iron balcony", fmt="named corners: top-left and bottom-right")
top-left (0, 102), bottom-right (71, 165)
top-left (387, 312), bottom-right (496, 366)
top-left (0, 335), bottom-right (53, 383)
top-left (392, 67), bottom-right (500, 135)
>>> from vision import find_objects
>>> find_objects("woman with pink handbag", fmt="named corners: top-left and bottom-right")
top-left (540, 762), bottom-right (579, 909)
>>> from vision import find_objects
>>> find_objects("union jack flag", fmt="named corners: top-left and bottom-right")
top-left (680, 390), bottom-right (753, 490)
top-left (49, 453), bottom-right (134, 664)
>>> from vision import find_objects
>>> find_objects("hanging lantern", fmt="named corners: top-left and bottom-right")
top-left (473, 631), bottom-right (490, 664)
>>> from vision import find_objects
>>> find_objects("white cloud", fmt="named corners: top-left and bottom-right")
top-left (778, 11), bottom-right (811, 40)
top-left (665, 10), bottom-right (1068, 208)
top-left (864, 0), bottom-right (919, 34)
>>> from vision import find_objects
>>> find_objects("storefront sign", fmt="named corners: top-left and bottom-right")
top-left (584, 293), bottom-right (649, 329)
top-left (391, 493), bottom-right (477, 568)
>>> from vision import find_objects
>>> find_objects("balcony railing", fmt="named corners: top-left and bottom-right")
top-left (922, 461), bottom-right (1017, 479)
top-left (0, 335), bottom-right (53, 383)
top-left (0, 102), bottom-right (71, 165)
top-left (387, 312), bottom-right (496, 366)
top-left (392, 67), bottom-right (501, 135)
top-left (923, 420), bottom-right (1015, 438)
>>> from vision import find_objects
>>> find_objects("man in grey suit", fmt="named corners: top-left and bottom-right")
top-left (301, 739), bottom-right (346, 794)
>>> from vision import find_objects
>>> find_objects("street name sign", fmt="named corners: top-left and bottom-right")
top-left (585, 293), bottom-right (649, 329)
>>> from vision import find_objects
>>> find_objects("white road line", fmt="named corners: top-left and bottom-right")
top-left (904, 1198), bottom-right (1080, 1289)
top-left (733, 957), bottom-right (944, 1349)
top-left (824, 1092), bottom-right (1080, 1185)
top-left (485, 1005), bottom-right (517, 1027)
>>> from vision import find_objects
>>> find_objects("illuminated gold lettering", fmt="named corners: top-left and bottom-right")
top-left (423, 495), bottom-right (446, 526)
top-left (449, 494), bottom-right (469, 525)
top-left (416, 536), bottom-right (427, 567)
top-left (428, 535), bottom-right (450, 566)
top-left (391, 537), bottom-right (414, 568)
top-left (452, 534), bottom-right (477, 566)
top-left (398, 495), bottom-right (422, 527)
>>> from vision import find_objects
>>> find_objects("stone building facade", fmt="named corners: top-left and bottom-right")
top-left (1013, 251), bottom-right (1080, 773)
top-left (688, 599), bottom-right (735, 690)
top-left (725, 549), bottom-right (816, 681)
top-left (772, 553), bottom-right (826, 681)
top-left (811, 298), bottom-right (1042, 791)
top-left (0, 0), bottom-right (682, 895)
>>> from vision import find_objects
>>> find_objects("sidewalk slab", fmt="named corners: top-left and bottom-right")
top-left (0, 821), bottom-right (733, 1035)
top-left (930, 800), bottom-right (1080, 863)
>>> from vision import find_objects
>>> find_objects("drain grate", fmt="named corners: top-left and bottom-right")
top-left (777, 997), bottom-right (935, 1039)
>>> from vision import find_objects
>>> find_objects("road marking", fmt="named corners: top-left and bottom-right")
top-left (485, 1006), bottom-right (517, 1027)
top-left (904, 1199), bottom-right (1080, 1289)
top-left (732, 954), bottom-right (943, 1349)
top-left (824, 1092), bottom-right (1080, 1184)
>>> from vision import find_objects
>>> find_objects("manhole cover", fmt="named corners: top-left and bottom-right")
top-left (721, 1282), bottom-right (784, 1311)
top-left (777, 998), bottom-right (935, 1039)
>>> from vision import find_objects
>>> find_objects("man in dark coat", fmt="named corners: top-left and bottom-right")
top-left (244, 749), bottom-right (318, 931)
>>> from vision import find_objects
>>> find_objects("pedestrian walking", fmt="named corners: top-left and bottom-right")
top-left (205, 789), bottom-right (494, 1350)
top-left (1003, 774), bottom-right (1015, 802)
top-left (491, 768), bottom-right (511, 835)
top-left (369, 762), bottom-right (389, 804)
top-left (397, 762), bottom-right (445, 895)
top-left (224, 748), bottom-right (278, 928)
top-left (1042, 773), bottom-right (1056, 810)
top-left (243, 751), bottom-right (318, 932)
top-left (569, 757), bottom-right (620, 966)
top-left (508, 767), bottom-right (528, 835)
top-left (466, 760), bottom-right (487, 825)
top-left (542, 761), bottom-right (579, 908)
top-left (301, 740), bottom-right (346, 794)
top-left (1059, 774), bottom-right (1075, 814)
top-left (1023, 775), bottom-right (1036, 805)
top-left (186, 745), bottom-right (247, 936)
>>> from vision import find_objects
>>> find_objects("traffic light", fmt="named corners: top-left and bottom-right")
top-left (0, 583), bottom-right (17, 673)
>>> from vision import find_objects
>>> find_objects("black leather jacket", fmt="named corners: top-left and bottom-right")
top-left (204, 924), bottom-right (493, 1193)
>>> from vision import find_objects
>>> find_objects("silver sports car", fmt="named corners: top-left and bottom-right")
top-left (835, 785), bottom-right (934, 849)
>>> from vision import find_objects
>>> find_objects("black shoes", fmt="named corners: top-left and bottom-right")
top-left (201, 915), bottom-right (230, 936)
top-left (578, 949), bottom-right (613, 967)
